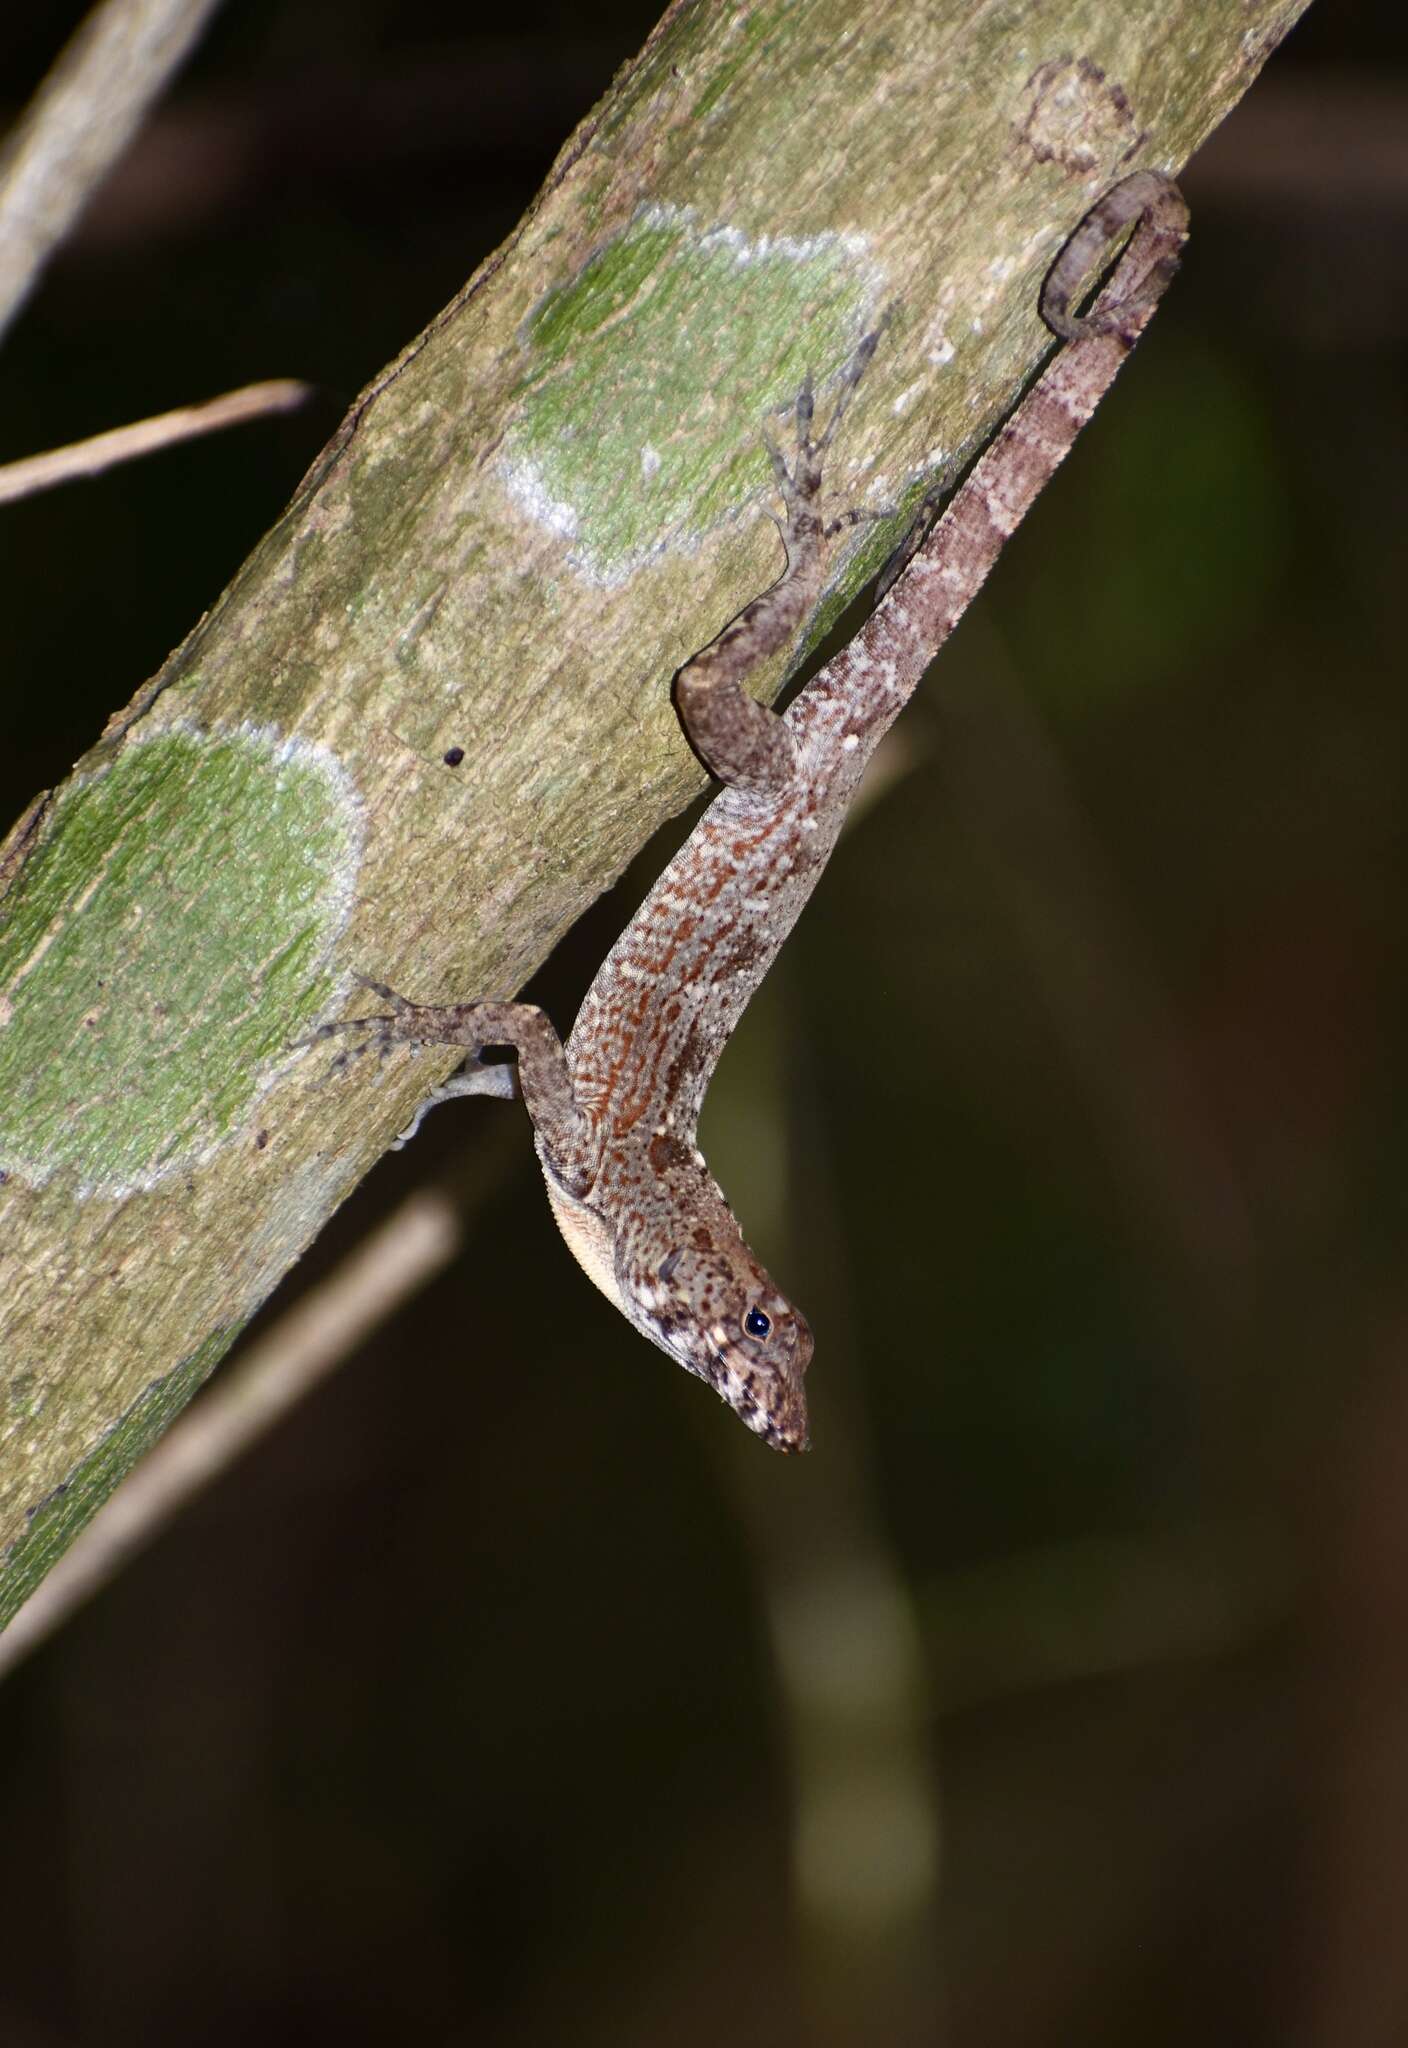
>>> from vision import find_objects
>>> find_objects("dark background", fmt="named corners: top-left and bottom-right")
top-left (2, 3), bottom-right (1406, 2043)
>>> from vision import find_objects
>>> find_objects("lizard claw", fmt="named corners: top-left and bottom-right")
top-left (811, 324), bottom-right (883, 459)
top-left (766, 323), bottom-right (888, 552)
top-left (765, 319), bottom-right (884, 548)
top-left (294, 973), bottom-right (415, 1076)
top-left (794, 370), bottom-right (815, 449)
top-left (823, 503), bottom-right (896, 540)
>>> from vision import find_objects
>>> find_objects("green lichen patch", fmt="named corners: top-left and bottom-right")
top-left (503, 205), bottom-right (883, 582)
top-left (0, 1325), bottom-right (235, 1630)
top-left (0, 726), bottom-right (361, 1195)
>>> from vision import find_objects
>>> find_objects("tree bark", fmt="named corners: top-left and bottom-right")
top-left (0, 0), bottom-right (1313, 1623)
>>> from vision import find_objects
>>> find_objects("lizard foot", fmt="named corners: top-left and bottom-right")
top-left (298, 972), bottom-right (477, 1078)
top-left (297, 975), bottom-right (519, 1134)
top-left (297, 972), bottom-right (416, 1074)
top-left (761, 323), bottom-right (888, 552)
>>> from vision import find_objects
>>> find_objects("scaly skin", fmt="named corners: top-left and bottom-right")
top-left (322, 173), bottom-right (1190, 1452)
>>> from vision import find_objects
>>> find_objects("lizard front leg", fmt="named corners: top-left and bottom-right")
top-left (325, 980), bottom-right (600, 1196)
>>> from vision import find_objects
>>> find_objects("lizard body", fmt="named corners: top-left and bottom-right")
top-left (332, 173), bottom-right (1189, 1452)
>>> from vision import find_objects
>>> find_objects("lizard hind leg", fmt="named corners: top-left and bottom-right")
top-left (762, 323), bottom-right (885, 546)
top-left (674, 323), bottom-right (886, 796)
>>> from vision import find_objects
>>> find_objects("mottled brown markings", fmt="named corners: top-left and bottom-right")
top-left (1016, 56), bottom-right (1147, 177)
top-left (617, 1023), bottom-right (688, 1132)
top-left (710, 923), bottom-right (766, 980)
top-left (648, 1131), bottom-right (694, 1175)
top-left (328, 177), bottom-right (1188, 1454)
top-left (663, 1026), bottom-right (707, 1110)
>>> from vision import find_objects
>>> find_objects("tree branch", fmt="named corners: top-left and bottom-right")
top-left (0, 0), bottom-right (1313, 1625)
top-left (0, 380), bottom-right (312, 504)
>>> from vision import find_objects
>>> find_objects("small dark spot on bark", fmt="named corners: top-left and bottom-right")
top-left (254, 1129), bottom-right (269, 1149)
top-left (443, 746), bottom-right (465, 767)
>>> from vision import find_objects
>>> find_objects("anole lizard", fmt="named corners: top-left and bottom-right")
top-left (322, 172), bottom-right (1189, 1454)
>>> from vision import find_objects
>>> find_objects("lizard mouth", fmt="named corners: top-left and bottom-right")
top-left (709, 1348), bottom-right (810, 1454)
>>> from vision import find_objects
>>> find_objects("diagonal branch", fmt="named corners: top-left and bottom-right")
top-left (0, 0), bottom-right (1314, 1627)
top-left (0, 379), bottom-right (312, 503)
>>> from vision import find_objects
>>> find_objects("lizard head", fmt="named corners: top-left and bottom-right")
top-left (623, 1236), bottom-right (813, 1452)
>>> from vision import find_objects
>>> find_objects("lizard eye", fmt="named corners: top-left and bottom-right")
top-left (743, 1307), bottom-right (772, 1341)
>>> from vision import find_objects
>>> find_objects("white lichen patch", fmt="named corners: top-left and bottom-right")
top-left (498, 454), bottom-right (580, 540)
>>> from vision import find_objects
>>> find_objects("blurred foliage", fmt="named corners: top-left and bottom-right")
top-left (1, 3), bottom-right (1406, 2045)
